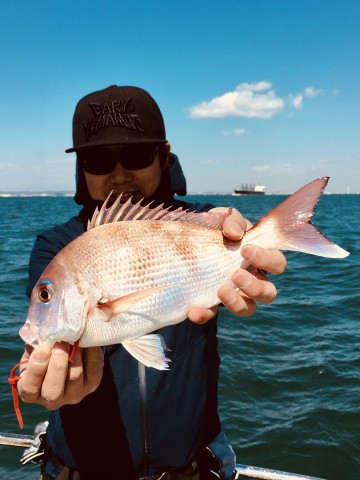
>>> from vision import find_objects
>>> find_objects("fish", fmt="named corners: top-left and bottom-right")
top-left (19, 177), bottom-right (349, 370)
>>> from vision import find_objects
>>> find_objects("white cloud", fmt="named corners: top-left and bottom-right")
top-left (187, 81), bottom-right (284, 119)
top-left (221, 128), bottom-right (248, 136)
top-left (187, 81), bottom-right (327, 120)
top-left (250, 165), bottom-right (272, 172)
top-left (250, 163), bottom-right (299, 174)
top-left (200, 159), bottom-right (220, 165)
top-left (304, 86), bottom-right (323, 98)
top-left (289, 85), bottom-right (324, 110)
top-left (0, 162), bottom-right (17, 170)
top-left (277, 163), bottom-right (299, 174)
top-left (289, 94), bottom-right (303, 110)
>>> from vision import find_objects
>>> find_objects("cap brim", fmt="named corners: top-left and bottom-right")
top-left (66, 138), bottom-right (168, 153)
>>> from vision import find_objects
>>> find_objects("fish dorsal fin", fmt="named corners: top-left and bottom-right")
top-left (87, 192), bottom-right (230, 231)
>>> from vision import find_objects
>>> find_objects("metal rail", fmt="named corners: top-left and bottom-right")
top-left (235, 464), bottom-right (326, 480)
top-left (0, 432), bottom-right (327, 480)
top-left (0, 432), bottom-right (34, 448)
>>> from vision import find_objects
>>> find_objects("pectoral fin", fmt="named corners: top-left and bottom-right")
top-left (97, 284), bottom-right (177, 321)
top-left (122, 334), bottom-right (171, 370)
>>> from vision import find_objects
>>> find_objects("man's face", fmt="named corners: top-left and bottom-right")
top-left (80, 144), bottom-right (169, 203)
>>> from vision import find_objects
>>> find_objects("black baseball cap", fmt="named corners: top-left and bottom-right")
top-left (65, 85), bottom-right (167, 153)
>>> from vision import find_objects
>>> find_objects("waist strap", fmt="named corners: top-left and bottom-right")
top-left (43, 448), bottom-right (199, 480)
top-left (139, 462), bottom-right (198, 479)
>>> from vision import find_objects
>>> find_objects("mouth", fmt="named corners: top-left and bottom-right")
top-left (109, 191), bottom-right (139, 203)
top-left (19, 321), bottom-right (40, 348)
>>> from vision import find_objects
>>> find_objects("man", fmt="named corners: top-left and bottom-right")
top-left (18, 86), bottom-right (286, 480)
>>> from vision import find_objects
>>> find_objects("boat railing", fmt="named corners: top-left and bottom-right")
top-left (235, 463), bottom-right (326, 480)
top-left (0, 431), bottom-right (327, 479)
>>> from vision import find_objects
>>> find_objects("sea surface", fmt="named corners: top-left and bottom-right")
top-left (0, 193), bottom-right (358, 479)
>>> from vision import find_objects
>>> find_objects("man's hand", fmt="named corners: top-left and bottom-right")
top-left (17, 342), bottom-right (104, 409)
top-left (188, 207), bottom-right (286, 323)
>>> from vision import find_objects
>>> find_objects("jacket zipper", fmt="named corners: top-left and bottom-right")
top-left (138, 362), bottom-right (150, 475)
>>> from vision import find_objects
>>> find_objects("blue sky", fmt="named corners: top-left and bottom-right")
top-left (1, 0), bottom-right (359, 194)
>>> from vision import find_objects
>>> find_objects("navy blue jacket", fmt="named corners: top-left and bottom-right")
top-left (27, 155), bottom-right (222, 478)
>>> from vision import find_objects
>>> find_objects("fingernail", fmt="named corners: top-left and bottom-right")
top-left (32, 345), bottom-right (51, 364)
top-left (52, 342), bottom-right (69, 355)
top-left (227, 220), bottom-right (243, 239)
top-left (241, 245), bottom-right (256, 261)
top-left (232, 271), bottom-right (251, 288)
top-left (219, 287), bottom-right (238, 305)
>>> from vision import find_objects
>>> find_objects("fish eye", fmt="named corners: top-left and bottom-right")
top-left (38, 281), bottom-right (54, 303)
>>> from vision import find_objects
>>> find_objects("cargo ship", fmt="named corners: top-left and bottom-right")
top-left (233, 183), bottom-right (266, 195)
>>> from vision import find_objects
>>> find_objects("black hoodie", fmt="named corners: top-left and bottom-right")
top-left (27, 155), bottom-right (221, 479)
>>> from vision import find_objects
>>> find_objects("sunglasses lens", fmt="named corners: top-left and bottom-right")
top-left (80, 155), bottom-right (116, 175)
top-left (120, 145), bottom-right (159, 170)
top-left (79, 145), bottom-right (159, 174)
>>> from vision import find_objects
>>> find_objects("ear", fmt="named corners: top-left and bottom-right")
top-left (161, 142), bottom-right (171, 169)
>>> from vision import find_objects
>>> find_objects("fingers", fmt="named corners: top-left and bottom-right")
top-left (188, 306), bottom-right (218, 324)
top-left (62, 347), bottom-right (104, 405)
top-left (217, 284), bottom-right (257, 317)
top-left (187, 212), bottom-right (285, 324)
top-left (188, 265), bottom-right (277, 322)
top-left (217, 245), bottom-right (285, 318)
top-left (58, 346), bottom-right (85, 407)
top-left (217, 262), bottom-right (279, 318)
top-left (41, 342), bottom-right (70, 407)
top-left (82, 347), bottom-right (104, 395)
top-left (210, 207), bottom-right (249, 241)
top-left (18, 343), bottom-right (104, 409)
top-left (18, 344), bottom-right (52, 403)
top-left (188, 245), bottom-right (284, 323)
top-left (189, 274), bottom-right (267, 321)
top-left (231, 268), bottom-right (277, 305)
top-left (210, 264), bottom-right (279, 320)
top-left (242, 245), bottom-right (286, 274)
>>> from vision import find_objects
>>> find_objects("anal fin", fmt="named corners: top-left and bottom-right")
top-left (122, 334), bottom-right (171, 370)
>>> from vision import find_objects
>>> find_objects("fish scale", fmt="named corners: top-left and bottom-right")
top-left (77, 221), bottom-right (241, 346)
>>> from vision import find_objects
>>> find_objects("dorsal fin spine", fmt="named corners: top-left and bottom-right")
top-left (87, 191), bottom-right (228, 232)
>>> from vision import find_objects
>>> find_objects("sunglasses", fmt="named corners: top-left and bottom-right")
top-left (78, 144), bottom-right (160, 175)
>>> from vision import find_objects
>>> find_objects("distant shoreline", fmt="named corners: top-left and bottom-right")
top-left (0, 192), bottom-right (75, 197)
top-left (0, 191), bottom-right (359, 197)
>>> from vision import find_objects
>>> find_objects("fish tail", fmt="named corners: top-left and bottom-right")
top-left (245, 177), bottom-right (349, 258)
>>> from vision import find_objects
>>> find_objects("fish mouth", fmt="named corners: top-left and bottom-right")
top-left (19, 321), bottom-right (40, 348)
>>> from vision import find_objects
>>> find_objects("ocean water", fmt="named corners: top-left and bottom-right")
top-left (0, 193), bottom-right (358, 480)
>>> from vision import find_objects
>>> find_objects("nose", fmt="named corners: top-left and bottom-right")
top-left (109, 161), bottom-right (134, 182)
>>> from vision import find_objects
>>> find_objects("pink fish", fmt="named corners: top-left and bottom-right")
top-left (19, 177), bottom-right (349, 370)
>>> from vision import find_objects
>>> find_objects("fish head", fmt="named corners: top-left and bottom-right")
top-left (20, 263), bottom-right (89, 348)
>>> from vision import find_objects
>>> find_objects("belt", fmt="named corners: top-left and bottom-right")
top-left (43, 448), bottom-right (199, 480)
top-left (138, 461), bottom-right (198, 480)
